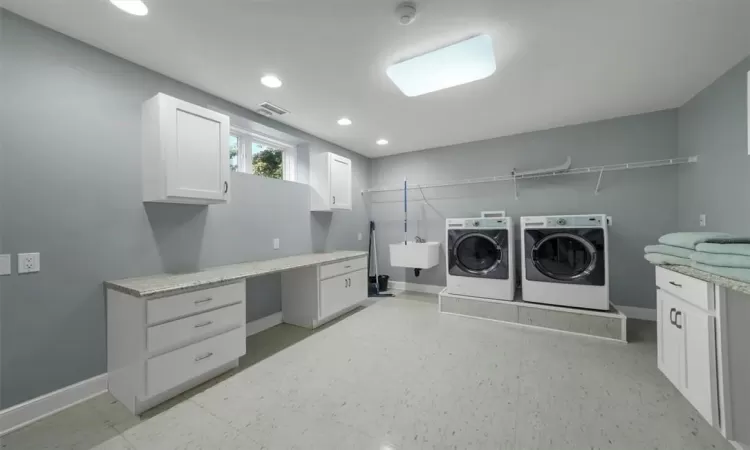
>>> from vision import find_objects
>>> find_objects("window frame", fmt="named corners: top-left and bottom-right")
top-left (229, 127), bottom-right (297, 181)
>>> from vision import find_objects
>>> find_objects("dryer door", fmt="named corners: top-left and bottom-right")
top-left (527, 229), bottom-right (605, 285)
top-left (452, 230), bottom-right (509, 279)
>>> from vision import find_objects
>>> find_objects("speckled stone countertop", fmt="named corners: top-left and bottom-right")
top-left (657, 264), bottom-right (750, 296)
top-left (106, 251), bottom-right (368, 298)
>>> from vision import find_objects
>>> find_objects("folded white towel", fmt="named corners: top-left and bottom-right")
top-left (645, 253), bottom-right (691, 266)
top-left (658, 232), bottom-right (733, 250)
top-left (644, 244), bottom-right (693, 259)
top-left (695, 243), bottom-right (750, 257)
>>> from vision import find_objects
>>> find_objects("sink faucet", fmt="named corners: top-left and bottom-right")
top-left (414, 236), bottom-right (426, 243)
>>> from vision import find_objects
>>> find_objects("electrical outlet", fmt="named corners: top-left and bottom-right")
top-left (606, 216), bottom-right (613, 227)
top-left (18, 252), bottom-right (40, 274)
top-left (699, 214), bottom-right (707, 227)
top-left (0, 254), bottom-right (10, 276)
top-left (358, 233), bottom-right (363, 241)
top-left (273, 238), bottom-right (280, 250)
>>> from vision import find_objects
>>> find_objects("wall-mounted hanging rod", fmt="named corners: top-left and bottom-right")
top-left (364, 156), bottom-right (697, 194)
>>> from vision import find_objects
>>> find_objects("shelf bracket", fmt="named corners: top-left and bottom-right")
top-left (594, 169), bottom-right (604, 195)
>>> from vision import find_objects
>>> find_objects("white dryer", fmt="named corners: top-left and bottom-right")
top-left (521, 214), bottom-right (609, 310)
top-left (446, 217), bottom-right (515, 301)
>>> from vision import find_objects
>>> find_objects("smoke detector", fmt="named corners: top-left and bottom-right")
top-left (395, 2), bottom-right (417, 25)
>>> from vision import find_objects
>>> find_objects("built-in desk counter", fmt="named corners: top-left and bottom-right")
top-left (105, 251), bottom-right (368, 414)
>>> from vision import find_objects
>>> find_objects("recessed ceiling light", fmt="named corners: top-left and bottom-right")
top-left (260, 75), bottom-right (282, 88)
top-left (376, 139), bottom-right (389, 146)
top-left (386, 34), bottom-right (496, 97)
top-left (337, 118), bottom-right (352, 126)
top-left (110, 0), bottom-right (148, 16)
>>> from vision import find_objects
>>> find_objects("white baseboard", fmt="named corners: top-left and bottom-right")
top-left (616, 305), bottom-right (656, 322)
top-left (246, 311), bottom-right (283, 337)
top-left (388, 281), bottom-right (445, 295)
top-left (0, 373), bottom-right (108, 436)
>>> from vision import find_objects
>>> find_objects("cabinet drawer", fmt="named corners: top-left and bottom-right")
top-left (146, 327), bottom-right (245, 397)
top-left (319, 257), bottom-right (367, 280)
top-left (319, 269), bottom-right (367, 319)
top-left (147, 303), bottom-right (244, 354)
top-left (655, 266), bottom-right (713, 311)
top-left (146, 282), bottom-right (244, 325)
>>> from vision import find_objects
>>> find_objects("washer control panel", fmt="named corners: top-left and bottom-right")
top-left (446, 217), bottom-right (510, 229)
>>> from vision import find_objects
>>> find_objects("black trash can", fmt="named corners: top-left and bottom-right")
top-left (377, 275), bottom-right (390, 292)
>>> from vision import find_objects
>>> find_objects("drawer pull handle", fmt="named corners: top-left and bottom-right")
top-left (674, 311), bottom-right (683, 329)
top-left (669, 307), bottom-right (676, 325)
top-left (194, 297), bottom-right (213, 305)
top-left (668, 281), bottom-right (682, 288)
top-left (344, 265), bottom-right (351, 269)
top-left (194, 320), bottom-right (213, 328)
top-left (194, 352), bottom-right (214, 362)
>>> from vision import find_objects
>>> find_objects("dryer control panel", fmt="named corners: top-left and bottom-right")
top-left (522, 215), bottom-right (605, 228)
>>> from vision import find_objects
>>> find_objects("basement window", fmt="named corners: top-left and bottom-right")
top-left (230, 128), bottom-right (296, 181)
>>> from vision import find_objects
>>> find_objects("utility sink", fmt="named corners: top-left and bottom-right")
top-left (389, 241), bottom-right (440, 269)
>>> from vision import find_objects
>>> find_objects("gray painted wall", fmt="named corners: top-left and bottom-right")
top-left (677, 55), bottom-right (750, 233)
top-left (370, 110), bottom-right (679, 309)
top-left (0, 12), bottom-right (370, 408)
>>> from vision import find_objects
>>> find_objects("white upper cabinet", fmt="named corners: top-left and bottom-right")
top-left (310, 151), bottom-right (352, 211)
top-left (142, 93), bottom-right (230, 204)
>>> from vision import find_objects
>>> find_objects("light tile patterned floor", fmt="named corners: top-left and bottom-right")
top-left (0, 293), bottom-right (733, 449)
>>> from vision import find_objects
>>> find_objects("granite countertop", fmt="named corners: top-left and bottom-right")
top-left (106, 250), bottom-right (368, 298)
top-left (658, 264), bottom-right (750, 296)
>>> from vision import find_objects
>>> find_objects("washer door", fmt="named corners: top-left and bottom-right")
top-left (531, 232), bottom-right (597, 281)
top-left (454, 232), bottom-right (502, 275)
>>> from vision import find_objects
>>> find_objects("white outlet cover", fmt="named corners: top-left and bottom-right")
top-left (273, 238), bottom-right (280, 250)
top-left (0, 254), bottom-right (10, 276)
top-left (358, 233), bottom-right (363, 241)
top-left (699, 214), bottom-right (707, 227)
top-left (18, 252), bottom-right (40, 274)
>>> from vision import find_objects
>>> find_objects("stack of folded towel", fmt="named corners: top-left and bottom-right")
top-left (691, 237), bottom-right (750, 283)
top-left (644, 232), bottom-right (732, 266)
top-left (644, 233), bottom-right (750, 283)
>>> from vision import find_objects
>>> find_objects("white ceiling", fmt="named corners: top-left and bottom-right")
top-left (4, 0), bottom-right (750, 158)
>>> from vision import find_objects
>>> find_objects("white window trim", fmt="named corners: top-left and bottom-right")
top-left (230, 127), bottom-right (297, 182)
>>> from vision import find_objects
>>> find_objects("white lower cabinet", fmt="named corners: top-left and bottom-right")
top-left (107, 282), bottom-right (246, 414)
top-left (655, 268), bottom-right (719, 428)
top-left (282, 256), bottom-right (368, 328)
top-left (320, 269), bottom-right (367, 319)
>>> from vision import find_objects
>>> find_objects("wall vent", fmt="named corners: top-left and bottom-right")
top-left (258, 102), bottom-right (289, 116)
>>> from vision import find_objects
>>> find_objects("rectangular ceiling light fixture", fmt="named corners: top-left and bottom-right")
top-left (386, 34), bottom-right (496, 97)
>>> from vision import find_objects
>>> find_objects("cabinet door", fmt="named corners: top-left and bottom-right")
top-left (657, 289), bottom-right (683, 389)
top-left (679, 301), bottom-right (718, 426)
top-left (319, 274), bottom-right (350, 319)
top-left (319, 270), bottom-right (367, 319)
top-left (348, 269), bottom-right (368, 303)
top-left (329, 154), bottom-right (352, 210)
top-left (164, 96), bottom-right (230, 202)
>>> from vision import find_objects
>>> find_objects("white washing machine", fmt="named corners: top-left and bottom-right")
top-left (521, 214), bottom-right (609, 310)
top-left (446, 217), bottom-right (515, 301)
